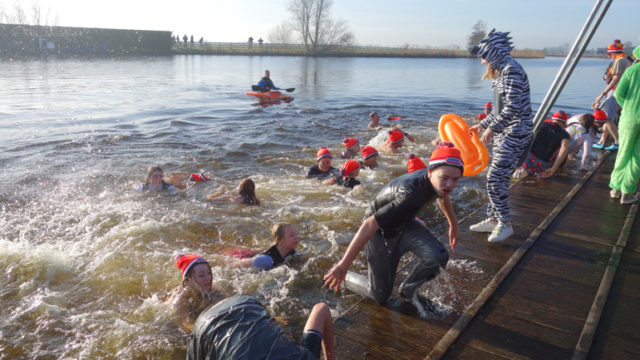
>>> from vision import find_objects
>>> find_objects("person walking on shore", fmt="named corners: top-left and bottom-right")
top-left (469, 29), bottom-right (534, 243)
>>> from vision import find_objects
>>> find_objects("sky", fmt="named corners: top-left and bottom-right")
top-left (1, 0), bottom-right (637, 50)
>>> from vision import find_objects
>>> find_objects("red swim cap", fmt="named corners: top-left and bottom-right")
top-left (428, 142), bottom-right (464, 174)
top-left (361, 145), bottom-right (378, 160)
top-left (343, 138), bottom-right (359, 150)
top-left (175, 254), bottom-right (208, 279)
top-left (552, 110), bottom-right (568, 122)
top-left (484, 102), bottom-right (492, 109)
top-left (593, 108), bottom-right (607, 122)
top-left (477, 113), bottom-right (486, 120)
top-left (407, 153), bottom-right (426, 173)
top-left (316, 147), bottom-right (332, 160)
top-left (341, 160), bottom-right (360, 177)
top-left (388, 130), bottom-right (404, 144)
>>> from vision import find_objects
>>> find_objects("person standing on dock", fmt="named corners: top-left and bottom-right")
top-left (468, 29), bottom-right (533, 243)
top-left (592, 40), bottom-right (632, 122)
top-left (609, 45), bottom-right (640, 205)
top-left (323, 142), bottom-right (462, 314)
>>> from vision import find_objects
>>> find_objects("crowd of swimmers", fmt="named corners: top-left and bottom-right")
top-left (133, 32), bottom-right (640, 359)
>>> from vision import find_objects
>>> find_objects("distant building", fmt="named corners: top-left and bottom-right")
top-left (0, 24), bottom-right (172, 57)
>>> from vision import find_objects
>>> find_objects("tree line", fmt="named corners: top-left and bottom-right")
top-left (0, 0), bottom-right (58, 26)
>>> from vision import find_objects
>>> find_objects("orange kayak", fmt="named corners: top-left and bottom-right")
top-left (245, 91), bottom-right (293, 101)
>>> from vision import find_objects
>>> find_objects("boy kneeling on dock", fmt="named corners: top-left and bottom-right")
top-left (324, 142), bottom-right (462, 315)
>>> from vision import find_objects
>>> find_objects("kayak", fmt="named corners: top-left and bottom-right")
top-left (245, 91), bottom-right (293, 101)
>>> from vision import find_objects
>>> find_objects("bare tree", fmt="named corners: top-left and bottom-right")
top-left (12, 0), bottom-right (27, 24)
top-left (287, 0), bottom-right (354, 54)
top-left (467, 20), bottom-right (487, 51)
top-left (31, 0), bottom-right (41, 25)
top-left (268, 22), bottom-right (294, 44)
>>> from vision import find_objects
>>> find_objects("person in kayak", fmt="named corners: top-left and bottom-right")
top-left (257, 69), bottom-right (279, 91)
top-left (234, 223), bottom-right (299, 270)
top-left (205, 178), bottom-right (260, 205)
top-left (468, 29), bottom-right (534, 243)
top-left (323, 142), bottom-right (462, 315)
top-left (340, 138), bottom-right (361, 159)
top-left (307, 147), bottom-right (340, 180)
top-left (135, 165), bottom-right (178, 193)
top-left (167, 254), bottom-right (226, 330)
top-left (360, 145), bottom-right (379, 169)
top-left (187, 295), bottom-right (335, 360)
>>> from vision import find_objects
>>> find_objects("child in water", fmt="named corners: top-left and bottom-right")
top-left (340, 138), bottom-right (361, 159)
top-left (205, 178), bottom-right (260, 205)
top-left (167, 254), bottom-right (226, 330)
top-left (380, 130), bottom-right (406, 153)
top-left (135, 166), bottom-right (177, 193)
top-left (234, 223), bottom-right (299, 270)
top-left (360, 145), bottom-right (379, 169)
top-left (325, 160), bottom-right (361, 189)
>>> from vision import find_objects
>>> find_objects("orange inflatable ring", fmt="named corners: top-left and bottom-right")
top-left (438, 113), bottom-right (489, 176)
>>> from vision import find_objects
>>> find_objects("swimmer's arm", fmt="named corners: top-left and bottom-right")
top-left (437, 196), bottom-right (460, 250)
top-left (403, 131), bottom-right (415, 142)
top-left (205, 193), bottom-right (234, 202)
top-left (324, 216), bottom-right (380, 290)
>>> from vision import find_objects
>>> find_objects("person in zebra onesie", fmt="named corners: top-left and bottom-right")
top-left (468, 29), bottom-right (534, 243)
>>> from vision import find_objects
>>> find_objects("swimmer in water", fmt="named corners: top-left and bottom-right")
top-left (234, 223), bottom-right (299, 270)
top-left (407, 153), bottom-right (426, 173)
top-left (135, 165), bottom-right (177, 193)
top-left (167, 254), bottom-right (226, 330)
top-left (368, 111), bottom-right (383, 130)
top-left (325, 160), bottom-right (361, 189)
top-left (205, 178), bottom-right (260, 205)
top-left (360, 145), bottom-right (379, 169)
top-left (339, 138), bottom-right (361, 159)
top-left (380, 129), bottom-right (408, 153)
top-left (307, 147), bottom-right (340, 180)
top-left (324, 142), bottom-right (463, 316)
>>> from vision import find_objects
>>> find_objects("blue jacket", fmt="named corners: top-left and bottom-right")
top-left (257, 77), bottom-right (278, 90)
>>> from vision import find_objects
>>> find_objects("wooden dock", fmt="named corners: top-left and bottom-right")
top-left (333, 152), bottom-right (640, 360)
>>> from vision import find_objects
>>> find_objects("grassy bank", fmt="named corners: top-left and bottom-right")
top-left (172, 42), bottom-right (546, 58)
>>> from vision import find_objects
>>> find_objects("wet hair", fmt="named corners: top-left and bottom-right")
top-left (238, 178), bottom-right (260, 206)
top-left (146, 165), bottom-right (163, 184)
top-left (182, 261), bottom-right (211, 287)
top-left (271, 222), bottom-right (292, 244)
top-left (579, 114), bottom-right (595, 132)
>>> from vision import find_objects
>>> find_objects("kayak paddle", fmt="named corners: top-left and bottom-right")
top-left (251, 85), bottom-right (295, 92)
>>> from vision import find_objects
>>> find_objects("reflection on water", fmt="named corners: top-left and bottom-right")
top-left (0, 54), bottom-right (610, 358)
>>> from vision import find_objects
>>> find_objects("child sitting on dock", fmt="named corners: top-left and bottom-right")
top-left (519, 111), bottom-right (570, 178)
top-left (591, 108), bottom-right (620, 151)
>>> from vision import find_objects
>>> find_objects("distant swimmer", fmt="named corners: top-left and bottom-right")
top-left (187, 295), bottom-right (335, 360)
top-left (167, 254), bottom-right (226, 330)
top-left (359, 145), bottom-right (379, 169)
top-left (324, 143), bottom-right (463, 316)
top-left (257, 69), bottom-right (279, 91)
top-left (135, 165), bottom-right (177, 193)
top-left (205, 178), bottom-right (260, 205)
top-left (339, 138), bottom-right (360, 159)
top-left (367, 111), bottom-right (383, 130)
top-left (477, 102), bottom-right (492, 121)
top-left (307, 147), bottom-right (340, 180)
top-left (233, 223), bottom-right (299, 270)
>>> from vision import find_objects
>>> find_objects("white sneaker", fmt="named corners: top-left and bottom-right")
top-left (470, 219), bottom-right (497, 233)
top-left (610, 189), bottom-right (621, 199)
top-left (488, 222), bottom-right (514, 243)
top-left (620, 193), bottom-right (639, 205)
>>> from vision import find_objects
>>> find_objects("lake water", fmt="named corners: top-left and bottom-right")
top-left (0, 54), bottom-right (610, 358)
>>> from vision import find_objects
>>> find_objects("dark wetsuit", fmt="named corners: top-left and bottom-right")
top-left (337, 177), bottom-right (360, 189)
top-left (363, 168), bottom-right (449, 304)
top-left (306, 165), bottom-right (339, 180)
top-left (251, 245), bottom-right (295, 270)
top-left (530, 122), bottom-right (569, 162)
top-left (187, 295), bottom-right (320, 360)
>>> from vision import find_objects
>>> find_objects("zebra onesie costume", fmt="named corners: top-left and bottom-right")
top-left (476, 30), bottom-right (533, 224)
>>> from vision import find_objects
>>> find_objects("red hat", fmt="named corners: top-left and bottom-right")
top-left (343, 138), bottom-right (359, 150)
top-left (593, 108), bottom-right (607, 122)
top-left (484, 102), bottom-right (492, 109)
top-left (361, 145), bottom-right (378, 160)
top-left (340, 160), bottom-right (360, 177)
top-left (607, 39), bottom-right (624, 53)
top-left (407, 153), bottom-right (426, 173)
top-left (189, 173), bottom-right (211, 182)
top-left (428, 142), bottom-right (464, 174)
top-left (316, 147), bottom-right (332, 160)
top-left (477, 113), bottom-right (486, 120)
top-left (551, 110), bottom-right (568, 122)
top-left (388, 130), bottom-right (404, 144)
top-left (175, 254), bottom-right (208, 279)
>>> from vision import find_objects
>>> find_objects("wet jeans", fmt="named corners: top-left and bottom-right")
top-left (364, 219), bottom-right (448, 304)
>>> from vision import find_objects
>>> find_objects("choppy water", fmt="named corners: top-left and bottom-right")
top-left (0, 54), bottom-right (609, 358)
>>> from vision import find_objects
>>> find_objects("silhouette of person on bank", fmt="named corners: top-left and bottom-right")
top-left (183, 34), bottom-right (188, 46)
top-left (258, 38), bottom-right (264, 46)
